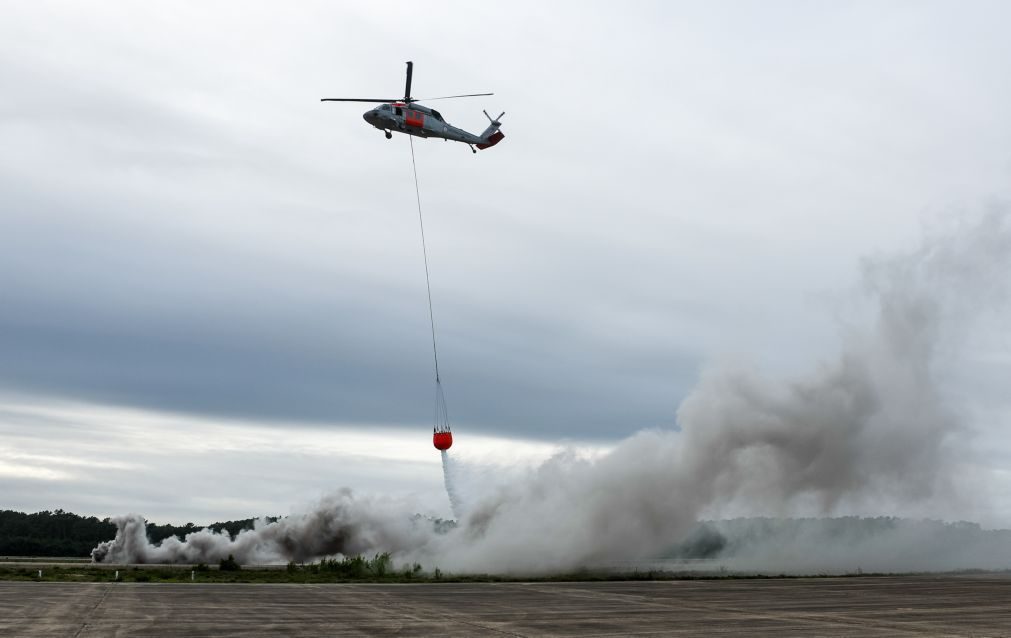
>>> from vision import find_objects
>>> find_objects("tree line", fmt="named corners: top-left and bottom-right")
top-left (0, 509), bottom-right (269, 558)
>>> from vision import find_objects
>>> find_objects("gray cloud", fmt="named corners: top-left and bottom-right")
top-left (0, 168), bottom-right (701, 438)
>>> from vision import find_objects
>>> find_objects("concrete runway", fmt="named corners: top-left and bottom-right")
top-left (1, 575), bottom-right (1010, 637)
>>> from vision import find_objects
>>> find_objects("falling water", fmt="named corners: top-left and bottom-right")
top-left (441, 449), bottom-right (463, 519)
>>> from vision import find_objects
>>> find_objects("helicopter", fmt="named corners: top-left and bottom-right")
top-left (322, 61), bottom-right (505, 154)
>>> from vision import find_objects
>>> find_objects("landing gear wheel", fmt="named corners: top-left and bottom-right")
top-left (469, 144), bottom-right (477, 154)
top-left (385, 130), bottom-right (392, 140)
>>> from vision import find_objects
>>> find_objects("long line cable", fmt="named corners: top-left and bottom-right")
top-left (408, 136), bottom-right (450, 430)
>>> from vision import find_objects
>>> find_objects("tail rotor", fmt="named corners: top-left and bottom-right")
top-left (476, 111), bottom-right (506, 150)
top-left (483, 109), bottom-right (506, 125)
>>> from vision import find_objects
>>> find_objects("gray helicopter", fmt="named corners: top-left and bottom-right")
top-left (322, 61), bottom-right (504, 154)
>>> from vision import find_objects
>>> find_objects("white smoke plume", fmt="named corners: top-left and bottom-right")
top-left (91, 489), bottom-right (438, 564)
top-left (94, 211), bottom-right (1011, 573)
top-left (660, 517), bottom-right (1011, 574)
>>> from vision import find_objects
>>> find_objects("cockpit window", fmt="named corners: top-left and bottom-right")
top-left (380, 104), bottom-right (391, 111)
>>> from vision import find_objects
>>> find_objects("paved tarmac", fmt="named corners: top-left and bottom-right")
top-left (1, 575), bottom-right (1010, 637)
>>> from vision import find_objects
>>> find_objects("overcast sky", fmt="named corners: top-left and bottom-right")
top-left (2, 1), bottom-right (1010, 524)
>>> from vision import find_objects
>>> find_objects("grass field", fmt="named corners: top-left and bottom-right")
top-left (5, 552), bottom-right (1006, 584)
top-left (0, 564), bottom-right (728, 584)
top-left (0, 562), bottom-right (956, 584)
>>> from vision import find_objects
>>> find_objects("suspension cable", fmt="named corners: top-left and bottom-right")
top-left (409, 137), bottom-right (450, 430)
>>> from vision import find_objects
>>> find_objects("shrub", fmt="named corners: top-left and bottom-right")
top-left (316, 555), bottom-right (367, 578)
top-left (368, 552), bottom-right (391, 578)
top-left (218, 554), bottom-right (241, 571)
top-left (402, 562), bottom-right (423, 579)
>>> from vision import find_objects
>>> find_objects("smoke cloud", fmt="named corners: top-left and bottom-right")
top-left (663, 517), bottom-right (1011, 574)
top-left (92, 489), bottom-right (438, 564)
top-left (94, 211), bottom-right (1011, 573)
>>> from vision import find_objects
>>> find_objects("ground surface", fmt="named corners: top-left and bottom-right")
top-left (1, 575), bottom-right (1009, 637)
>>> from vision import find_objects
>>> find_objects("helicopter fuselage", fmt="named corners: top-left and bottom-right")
top-left (363, 102), bottom-right (491, 146)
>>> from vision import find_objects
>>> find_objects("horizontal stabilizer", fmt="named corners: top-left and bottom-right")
top-left (476, 130), bottom-right (505, 150)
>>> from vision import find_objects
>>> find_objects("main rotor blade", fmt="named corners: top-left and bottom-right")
top-left (404, 61), bottom-right (414, 102)
top-left (417, 93), bottom-right (494, 101)
top-left (321, 98), bottom-right (398, 103)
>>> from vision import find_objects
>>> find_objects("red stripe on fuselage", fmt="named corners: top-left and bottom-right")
top-left (405, 110), bottom-right (424, 127)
